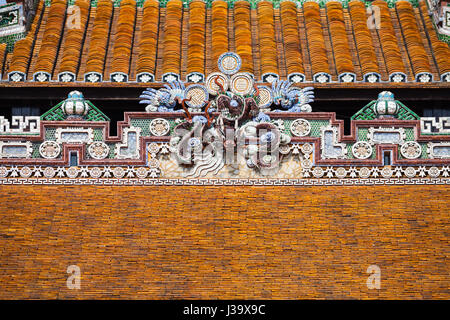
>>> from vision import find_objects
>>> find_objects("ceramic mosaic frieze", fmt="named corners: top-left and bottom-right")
top-left (0, 3), bottom-right (25, 37)
top-left (0, 116), bottom-right (40, 135)
top-left (421, 117), bottom-right (450, 134)
top-left (0, 54), bottom-right (450, 185)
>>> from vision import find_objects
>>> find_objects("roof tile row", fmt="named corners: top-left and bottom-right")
top-left (1, 0), bottom-right (449, 84)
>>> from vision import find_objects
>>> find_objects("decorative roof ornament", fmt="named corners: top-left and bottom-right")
top-left (139, 52), bottom-right (315, 116)
top-left (218, 52), bottom-right (242, 75)
top-left (205, 72), bottom-right (229, 95)
top-left (139, 80), bottom-right (188, 112)
top-left (41, 91), bottom-right (109, 122)
top-left (271, 80), bottom-right (314, 112)
top-left (61, 91), bottom-right (90, 119)
top-left (184, 84), bottom-right (209, 112)
top-left (163, 52), bottom-right (305, 177)
top-left (373, 91), bottom-right (398, 118)
top-left (352, 91), bottom-right (420, 120)
top-left (230, 72), bottom-right (254, 96)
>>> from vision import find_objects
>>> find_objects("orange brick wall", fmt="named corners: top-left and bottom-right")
top-left (0, 185), bottom-right (448, 299)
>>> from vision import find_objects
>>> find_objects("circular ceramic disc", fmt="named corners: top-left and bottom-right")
top-left (149, 118), bottom-right (170, 137)
top-left (185, 84), bottom-right (209, 109)
top-left (205, 72), bottom-right (229, 96)
top-left (230, 73), bottom-right (254, 96)
top-left (255, 85), bottom-right (273, 109)
top-left (218, 52), bottom-right (242, 75)
top-left (290, 119), bottom-right (311, 137)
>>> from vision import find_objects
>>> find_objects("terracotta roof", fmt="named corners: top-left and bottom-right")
top-left (1, 0), bottom-right (450, 84)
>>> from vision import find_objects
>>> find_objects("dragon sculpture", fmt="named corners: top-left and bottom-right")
top-left (169, 98), bottom-right (225, 177)
top-left (139, 52), bottom-right (315, 178)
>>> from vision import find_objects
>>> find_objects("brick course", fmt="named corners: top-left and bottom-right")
top-left (0, 185), bottom-right (448, 299)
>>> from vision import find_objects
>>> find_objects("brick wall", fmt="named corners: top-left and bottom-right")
top-left (0, 185), bottom-right (448, 299)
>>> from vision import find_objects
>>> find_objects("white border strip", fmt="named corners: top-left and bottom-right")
top-left (0, 177), bottom-right (449, 186)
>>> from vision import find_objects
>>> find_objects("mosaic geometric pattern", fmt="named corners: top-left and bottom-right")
top-left (421, 117), bottom-right (450, 135)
